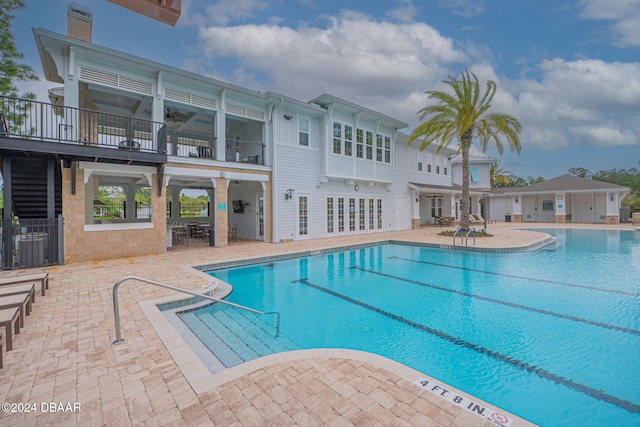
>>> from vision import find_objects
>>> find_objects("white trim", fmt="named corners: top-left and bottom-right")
top-left (84, 222), bottom-right (154, 232)
top-left (221, 171), bottom-right (270, 182)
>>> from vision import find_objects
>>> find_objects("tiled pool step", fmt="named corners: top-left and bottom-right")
top-left (180, 306), bottom-right (299, 368)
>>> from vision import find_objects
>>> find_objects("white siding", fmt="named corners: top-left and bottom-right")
top-left (228, 182), bottom-right (262, 239)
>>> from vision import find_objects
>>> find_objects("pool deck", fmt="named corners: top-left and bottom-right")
top-left (0, 222), bottom-right (634, 426)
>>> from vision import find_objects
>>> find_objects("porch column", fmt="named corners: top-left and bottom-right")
top-left (411, 192), bottom-right (420, 229)
top-left (168, 186), bottom-right (181, 221)
top-left (124, 185), bottom-right (137, 220)
top-left (512, 195), bottom-right (522, 222)
top-left (215, 100), bottom-right (226, 162)
top-left (206, 189), bottom-right (215, 222)
top-left (555, 193), bottom-right (567, 223)
top-left (216, 177), bottom-right (229, 246)
top-left (606, 192), bottom-right (620, 224)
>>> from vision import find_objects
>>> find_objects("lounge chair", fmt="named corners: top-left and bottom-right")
top-left (469, 214), bottom-right (484, 224)
top-left (0, 307), bottom-right (20, 351)
top-left (0, 332), bottom-right (4, 367)
top-left (0, 283), bottom-right (36, 304)
top-left (0, 272), bottom-right (49, 296)
top-left (633, 212), bottom-right (640, 226)
top-left (0, 294), bottom-right (31, 328)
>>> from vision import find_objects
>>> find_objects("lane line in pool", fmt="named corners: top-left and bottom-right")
top-left (292, 278), bottom-right (640, 415)
top-left (389, 256), bottom-right (639, 297)
top-left (352, 266), bottom-right (640, 337)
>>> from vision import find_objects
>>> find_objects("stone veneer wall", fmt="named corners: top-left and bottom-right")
top-left (512, 214), bottom-right (523, 222)
top-left (61, 165), bottom-right (166, 263)
top-left (555, 215), bottom-right (566, 223)
top-left (606, 215), bottom-right (620, 225)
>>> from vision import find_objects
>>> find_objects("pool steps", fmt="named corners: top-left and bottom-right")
top-left (180, 306), bottom-right (299, 368)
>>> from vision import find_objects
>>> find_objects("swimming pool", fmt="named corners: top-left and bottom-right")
top-left (180, 228), bottom-right (640, 426)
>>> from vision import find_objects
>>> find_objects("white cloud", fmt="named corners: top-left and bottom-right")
top-left (438, 0), bottom-right (485, 18)
top-left (181, 0), bottom-right (270, 27)
top-left (196, 11), bottom-right (468, 122)
top-left (386, 0), bottom-right (419, 23)
top-left (508, 58), bottom-right (640, 150)
top-left (578, 0), bottom-right (640, 46)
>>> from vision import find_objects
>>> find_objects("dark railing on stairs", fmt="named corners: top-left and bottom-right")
top-left (1, 216), bottom-right (64, 270)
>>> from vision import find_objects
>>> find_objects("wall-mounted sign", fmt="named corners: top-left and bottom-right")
top-left (218, 203), bottom-right (227, 211)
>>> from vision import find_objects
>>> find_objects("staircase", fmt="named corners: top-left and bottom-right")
top-left (9, 158), bottom-right (62, 219)
top-left (179, 306), bottom-right (299, 368)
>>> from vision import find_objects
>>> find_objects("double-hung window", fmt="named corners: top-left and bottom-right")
top-left (376, 134), bottom-right (383, 162)
top-left (366, 131), bottom-right (373, 160)
top-left (356, 129), bottom-right (364, 158)
top-left (384, 136), bottom-right (391, 163)
top-left (299, 117), bottom-right (309, 146)
top-left (344, 125), bottom-right (353, 156)
top-left (333, 122), bottom-right (342, 154)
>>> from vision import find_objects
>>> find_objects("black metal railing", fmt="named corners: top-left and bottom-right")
top-left (226, 138), bottom-right (265, 165)
top-left (168, 130), bottom-right (215, 158)
top-left (620, 208), bottom-right (640, 223)
top-left (179, 202), bottom-right (210, 218)
top-left (93, 201), bottom-right (152, 222)
top-left (0, 95), bottom-right (166, 154)
top-left (1, 217), bottom-right (64, 270)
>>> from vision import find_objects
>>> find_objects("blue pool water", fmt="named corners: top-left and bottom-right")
top-left (181, 228), bottom-right (640, 426)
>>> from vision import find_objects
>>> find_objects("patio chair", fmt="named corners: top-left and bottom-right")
top-left (633, 212), bottom-right (640, 226)
top-left (228, 224), bottom-right (238, 242)
top-left (0, 113), bottom-right (7, 137)
top-left (0, 272), bottom-right (49, 297)
top-left (0, 307), bottom-right (20, 352)
top-left (0, 331), bottom-right (4, 367)
top-left (470, 214), bottom-right (484, 224)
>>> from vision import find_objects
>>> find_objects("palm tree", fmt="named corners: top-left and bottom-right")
top-left (408, 69), bottom-right (522, 230)
top-left (490, 160), bottom-right (514, 188)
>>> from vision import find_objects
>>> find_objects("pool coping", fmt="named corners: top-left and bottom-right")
top-left (193, 235), bottom-right (557, 272)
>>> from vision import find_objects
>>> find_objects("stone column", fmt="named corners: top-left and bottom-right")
top-left (216, 178), bottom-right (229, 247)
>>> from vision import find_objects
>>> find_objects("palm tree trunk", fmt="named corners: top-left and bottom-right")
top-left (460, 132), bottom-right (472, 231)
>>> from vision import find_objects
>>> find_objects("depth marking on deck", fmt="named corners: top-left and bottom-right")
top-left (292, 278), bottom-right (640, 415)
top-left (352, 267), bottom-right (640, 337)
top-left (389, 256), bottom-right (640, 297)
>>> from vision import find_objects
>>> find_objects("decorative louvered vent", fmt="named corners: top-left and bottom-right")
top-left (80, 67), bottom-right (152, 95)
top-left (226, 103), bottom-right (265, 121)
top-left (165, 88), bottom-right (217, 110)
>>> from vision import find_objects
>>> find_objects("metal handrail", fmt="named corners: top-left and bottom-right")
top-left (465, 227), bottom-right (476, 247)
top-left (453, 226), bottom-right (464, 248)
top-left (112, 275), bottom-right (265, 345)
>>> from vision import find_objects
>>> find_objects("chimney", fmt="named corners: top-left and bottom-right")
top-left (67, 3), bottom-right (93, 42)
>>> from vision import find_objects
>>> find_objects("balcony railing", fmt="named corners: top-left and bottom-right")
top-left (0, 95), bottom-right (166, 155)
top-left (225, 138), bottom-right (265, 165)
top-left (167, 130), bottom-right (215, 158)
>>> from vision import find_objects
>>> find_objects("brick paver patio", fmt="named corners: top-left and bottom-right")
top-left (0, 223), bottom-right (632, 426)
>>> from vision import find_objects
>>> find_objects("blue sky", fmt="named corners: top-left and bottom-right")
top-left (12, 0), bottom-right (640, 179)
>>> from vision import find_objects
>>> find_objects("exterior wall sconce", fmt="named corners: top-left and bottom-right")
top-left (285, 189), bottom-right (295, 200)
top-left (284, 114), bottom-right (294, 120)
top-left (609, 193), bottom-right (615, 202)
top-left (515, 196), bottom-right (519, 203)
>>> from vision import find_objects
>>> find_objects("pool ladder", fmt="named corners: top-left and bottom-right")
top-left (111, 275), bottom-right (279, 344)
top-left (453, 227), bottom-right (476, 249)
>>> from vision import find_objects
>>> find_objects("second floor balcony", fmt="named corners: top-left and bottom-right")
top-left (0, 95), bottom-right (167, 167)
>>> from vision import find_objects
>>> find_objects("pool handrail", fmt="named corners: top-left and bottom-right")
top-left (465, 227), bottom-right (476, 247)
top-left (453, 226), bottom-right (465, 248)
top-left (112, 275), bottom-right (265, 345)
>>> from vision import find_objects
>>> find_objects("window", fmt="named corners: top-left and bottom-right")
top-left (299, 196), bottom-right (308, 235)
top-left (366, 131), bottom-right (373, 160)
top-left (356, 129), bottom-right (364, 158)
top-left (470, 166), bottom-right (480, 182)
top-left (384, 136), bottom-right (391, 163)
top-left (427, 164), bottom-right (432, 173)
top-left (338, 197), bottom-right (345, 232)
top-left (436, 165), bottom-right (440, 174)
top-left (344, 125), bottom-right (353, 156)
top-left (431, 198), bottom-right (443, 217)
top-left (418, 162), bottom-right (423, 171)
top-left (542, 200), bottom-right (554, 211)
top-left (327, 197), bottom-right (334, 233)
top-left (376, 134), bottom-right (383, 162)
top-left (359, 199), bottom-right (365, 231)
top-left (333, 122), bottom-right (341, 154)
top-left (369, 199), bottom-right (374, 230)
top-left (299, 118), bottom-right (309, 146)
top-left (377, 199), bottom-right (383, 229)
top-left (349, 198), bottom-right (356, 231)
top-left (444, 167), bottom-right (447, 175)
